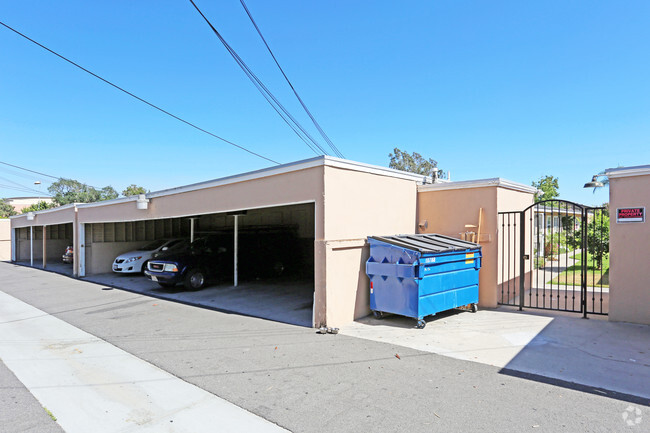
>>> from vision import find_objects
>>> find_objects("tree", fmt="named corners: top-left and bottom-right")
top-left (565, 209), bottom-right (610, 269)
top-left (585, 210), bottom-right (609, 270)
top-left (532, 175), bottom-right (559, 202)
top-left (389, 148), bottom-right (444, 177)
top-left (122, 184), bottom-right (148, 197)
top-left (21, 201), bottom-right (55, 213)
top-left (100, 186), bottom-right (119, 201)
top-left (0, 199), bottom-right (17, 218)
top-left (48, 178), bottom-right (118, 206)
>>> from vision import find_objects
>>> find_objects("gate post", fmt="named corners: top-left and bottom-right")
top-left (581, 209), bottom-right (588, 319)
top-left (519, 212), bottom-right (526, 311)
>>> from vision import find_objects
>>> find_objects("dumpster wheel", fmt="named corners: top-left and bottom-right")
top-left (416, 319), bottom-right (426, 329)
top-left (373, 311), bottom-right (385, 320)
top-left (471, 303), bottom-right (478, 313)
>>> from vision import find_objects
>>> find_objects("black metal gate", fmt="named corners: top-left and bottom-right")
top-left (498, 200), bottom-right (608, 317)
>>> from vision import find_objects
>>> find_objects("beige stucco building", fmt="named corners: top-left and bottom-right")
top-left (0, 219), bottom-right (10, 261)
top-left (6, 156), bottom-right (569, 328)
top-left (606, 165), bottom-right (650, 325)
top-left (5, 196), bottom-right (54, 213)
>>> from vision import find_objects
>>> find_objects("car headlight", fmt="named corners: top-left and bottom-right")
top-left (124, 256), bottom-right (142, 263)
top-left (163, 263), bottom-right (178, 272)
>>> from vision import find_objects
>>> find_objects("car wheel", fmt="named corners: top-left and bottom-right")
top-left (184, 269), bottom-right (205, 291)
top-left (141, 261), bottom-right (149, 274)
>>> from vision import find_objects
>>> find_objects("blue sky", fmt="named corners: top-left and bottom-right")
top-left (1, 1), bottom-right (648, 206)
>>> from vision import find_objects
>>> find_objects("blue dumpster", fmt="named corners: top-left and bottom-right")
top-left (366, 234), bottom-right (482, 328)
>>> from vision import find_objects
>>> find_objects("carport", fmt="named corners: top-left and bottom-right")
top-left (11, 156), bottom-right (425, 328)
top-left (80, 203), bottom-right (315, 326)
top-left (10, 204), bottom-right (78, 276)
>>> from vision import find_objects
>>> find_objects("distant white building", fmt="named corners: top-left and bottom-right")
top-left (5, 197), bottom-right (54, 213)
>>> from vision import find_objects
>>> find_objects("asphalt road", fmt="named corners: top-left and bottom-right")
top-left (0, 262), bottom-right (647, 432)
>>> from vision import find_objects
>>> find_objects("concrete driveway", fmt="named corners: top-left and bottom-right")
top-left (340, 306), bottom-right (649, 400)
top-left (85, 272), bottom-right (314, 327)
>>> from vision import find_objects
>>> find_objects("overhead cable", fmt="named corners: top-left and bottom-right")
top-left (0, 21), bottom-right (280, 165)
top-left (239, 0), bottom-right (344, 158)
top-left (0, 160), bottom-right (60, 180)
top-left (0, 175), bottom-right (52, 196)
top-left (188, 0), bottom-right (330, 156)
top-left (0, 183), bottom-right (53, 196)
top-left (0, 161), bottom-right (103, 190)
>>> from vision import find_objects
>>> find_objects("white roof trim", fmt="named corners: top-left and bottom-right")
top-left (76, 196), bottom-right (138, 209)
top-left (5, 196), bottom-right (54, 201)
top-left (77, 156), bottom-right (430, 208)
top-left (418, 178), bottom-right (538, 194)
top-left (8, 203), bottom-right (79, 220)
top-left (605, 165), bottom-right (650, 178)
top-left (322, 156), bottom-right (432, 183)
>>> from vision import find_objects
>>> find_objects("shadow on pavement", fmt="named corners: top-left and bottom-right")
top-left (498, 311), bottom-right (650, 405)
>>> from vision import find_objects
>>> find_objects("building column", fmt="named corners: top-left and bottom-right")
top-left (234, 214), bottom-right (239, 287)
top-left (30, 226), bottom-right (33, 266)
top-left (10, 228), bottom-right (16, 262)
top-left (42, 226), bottom-right (47, 269)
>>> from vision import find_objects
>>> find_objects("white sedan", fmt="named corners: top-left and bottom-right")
top-left (112, 239), bottom-right (188, 274)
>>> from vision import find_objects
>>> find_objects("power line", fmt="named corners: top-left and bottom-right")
top-left (0, 20), bottom-right (280, 165)
top-left (0, 161), bottom-right (101, 190)
top-left (239, 0), bottom-right (344, 159)
top-left (0, 175), bottom-right (52, 196)
top-left (0, 160), bottom-right (59, 180)
top-left (0, 183), bottom-right (52, 196)
top-left (188, 0), bottom-right (331, 157)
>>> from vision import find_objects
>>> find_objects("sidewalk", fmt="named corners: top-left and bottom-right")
top-left (0, 290), bottom-right (288, 433)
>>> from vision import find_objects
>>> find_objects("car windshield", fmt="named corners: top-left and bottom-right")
top-left (141, 240), bottom-right (169, 251)
top-left (165, 239), bottom-right (183, 248)
top-left (190, 238), bottom-right (206, 250)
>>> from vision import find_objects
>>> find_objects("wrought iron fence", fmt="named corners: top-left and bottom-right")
top-left (498, 200), bottom-right (608, 317)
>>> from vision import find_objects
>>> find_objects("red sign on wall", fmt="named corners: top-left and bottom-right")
top-left (617, 207), bottom-right (645, 223)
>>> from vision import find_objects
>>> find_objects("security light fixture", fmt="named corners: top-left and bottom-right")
top-left (584, 175), bottom-right (605, 188)
top-left (136, 194), bottom-right (149, 210)
top-left (432, 167), bottom-right (440, 183)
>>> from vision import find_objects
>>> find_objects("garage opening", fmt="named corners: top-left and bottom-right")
top-left (14, 223), bottom-right (74, 275)
top-left (193, 203), bottom-right (314, 284)
top-left (83, 203), bottom-right (315, 327)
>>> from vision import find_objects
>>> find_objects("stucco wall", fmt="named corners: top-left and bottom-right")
top-left (44, 239), bottom-right (70, 262)
top-left (0, 219), bottom-right (10, 261)
top-left (608, 173), bottom-right (650, 325)
top-left (77, 167), bottom-right (325, 232)
top-left (416, 184), bottom-right (535, 308)
top-left (417, 186), bottom-right (499, 307)
top-left (321, 166), bottom-right (418, 327)
top-left (85, 241), bottom-right (154, 275)
top-left (11, 205), bottom-right (76, 228)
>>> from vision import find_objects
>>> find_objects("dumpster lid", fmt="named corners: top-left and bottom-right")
top-left (369, 234), bottom-right (480, 254)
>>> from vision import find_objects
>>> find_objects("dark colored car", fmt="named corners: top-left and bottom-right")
top-left (144, 227), bottom-right (304, 290)
top-left (144, 235), bottom-right (230, 290)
